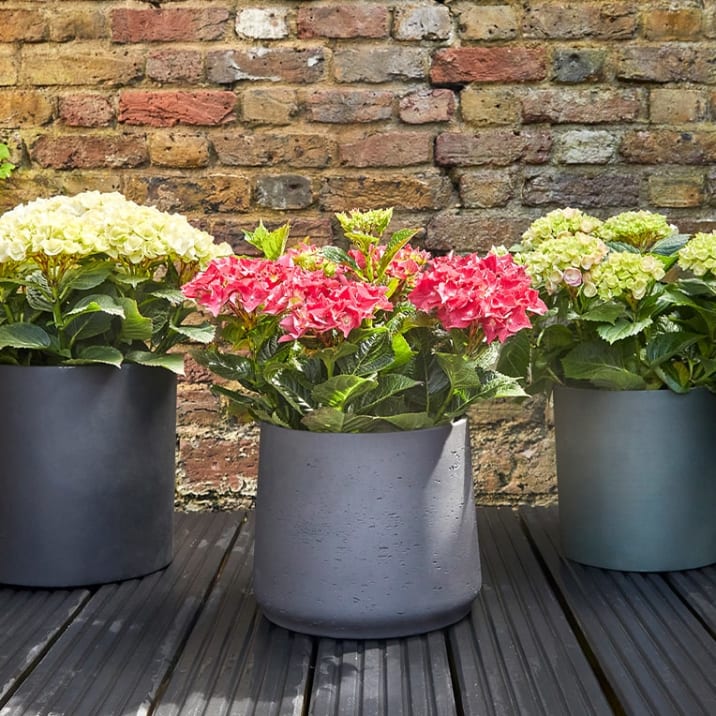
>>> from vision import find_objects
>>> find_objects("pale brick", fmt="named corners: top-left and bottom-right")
top-left (650, 89), bottom-right (708, 123)
top-left (522, 171), bottom-right (641, 207)
top-left (49, 9), bottom-right (105, 41)
top-left (460, 88), bottom-right (521, 125)
top-left (648, 175), bottom-right (705, 208)
top-left (147, 50), bottom-right (204, 84)
top-left (0, 90), bottom-right (54, 127)
top-left (334, 47), bottom-right (428, 83)
top-left (454, 4), bottom-right (518, 41)
top-left (207, 48), bottom-right (327, 84)
top-left (555, 130), bottom-right (618, 164)
top-left (435, 130), bottom-right (552, 167)
top-left (0, 48), bottom-right (16, 86)
top-left (236, 8), bottom-right (289, 39)
top-left (242, 88), bottom-right (298, 124)
top-left (459, 170), bottom-right (515, 209)
top-left (304, 89), bottom-right (394, 123)
top-left (256, 175), bottom-right (313, 210)
top-left (213, 132), bottom-right (335, 168)
top-left (59, 94), bottom-right (114, 127)
top-left (431, 47), bottom-right (547, 84)
top-left (621, 130), bottom-right (716, 164)
top-left (521, 88), bottom-right (643, 123)
top-left (643, 9), bottom-right (702, 41)
top-left (297, 5), bottom-right (389, 39)
top-left (522, 2), bottom-right (637, 40)
top-left (393, 5), bottom-right (452, 41)
top-left (339, 132), bottom-right (432, 167)
top-left (0, 9), bottom-right (47, 42)
top-left (399, 90), bottom-right (455, 124)
top-left (148, 132), bottom-right (210, 168)
top-left (426, 212), bottom-right (526, 252)
top-left (119, 91), bottom-right (237, 128)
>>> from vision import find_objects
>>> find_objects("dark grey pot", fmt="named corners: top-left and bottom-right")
top-left (554, 386), bottom-right (716, 572)
top-left (0, 364), bottom-right (177, 587)
top-left (254, 418), bottom-right (481, 639)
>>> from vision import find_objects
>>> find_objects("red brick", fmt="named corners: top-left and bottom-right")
top-left (0, 10), bottom-right (47, 42)
top-left (111, 8), bottom-right (229, 43)
top-left (643, 9), bottom-right (703, 41)
top-left (431, 47), bottom-right (548, 84)
top-left (435, 130), bottom-right (552, 167)
top-left (319, 172), bottom-right (453, 212)
top-left (179, 436), bottom-right (258, 487)
top-left (176, 386), bottom-right (224, 428)
top-left (620, 130), bottom-right (716, 164)
top-left (59, 94), bottom-right (114, 127)
top-left (522, 2), bottom-right (637, 39)
top-left (207, 48), bottom-right (327, 85)
top-left (304, 89), bottom-right (394, 123)
top-left (213, 133), bottom-right (335, 168)
top-left (118, 90), bottom-right (237, 127)
top-left (521, 88), bottom-right (644, 123)
top-left (339, 132), bottom-right (432, 167)
top-left (148, 132), bottom-right (210, 168)
top-left (147, 50), bottom-right (204, 84)
top-left (399, 89), bottom-right (455, 124)
top-left (30, 134), bottom-right (148, 169)
top-left (426, 212), bottom-right (527, 253)
top-left (0, 90), bottom-right (54, 127)
top-left (297, 5), bottom-right (389, 39)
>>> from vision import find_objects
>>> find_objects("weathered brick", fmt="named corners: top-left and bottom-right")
top-left (297, 5), bottom-right (389, 39)
top-left (648, 174), bottom-right (705, 208)
top-left (431, 47), bottom-right (547, 84)
top-left (59, 94), bottom-right (114, 127)
top-left (0, 172), bottom-right (65, 213)
top-left (242, 88), bottom-right (298, 124)
top-left (236, 8), bottom-right (289, 39)
top-left (0, 90), bottom-right (54, 127)
top-left (147, 50), bottom-right (204, 84)
top-left (207, 48), bottom-right (327, 84)
top-left (459, 170), bottom-right (515, 208)
top-left (555, 130), bottom-right (618, 164)
top-left (426, 212), bottom-right (527, 252)
top-left (304, 89), bottom-right (394, 123)
top-left (435, 130), bottom-right (552, 167)
top-left (179, 435), bottom-right (257, 488)
top-left (119, 90), bottom-right (237, 127)
top-left (319, 172), bottom-right (453, 211)
top-left (522, 171), bottom-right (641, 207)
top-left (111, 8), bottom-right (229, 43)
top-left (256, 174), bottom-right (314, 210)
top-left (123, 174), bottom-right (252, 214)
top-left (0, 48), bottom-right (16, 86)
top-left (334, 47), bottom-right (428, 83)
top-left (522, 2), bottom-right (637, 39)
top-left (176, 386), bottom-right (224, 429)
top-left (49, 9), bottom-right (106, 41)
top-left (617, 46), bottom-right (699, 83)
top-left (20, 46), bottom-right (143, 86)
top-left (339, 132), bottom-right (432, 167)
top-left (148, 132), bottom-right (210, 168)
top-left (650, 89), bottom-right (708, 123)
top-left (643, 9), bottom-right (702, 41)
top-left (393, 5), bottom-right (452, 41)
top-left (621, 130), bottom-right (716, 164)
top-left (460, 87), bottom-right (521, 125)
top-left (0, 9), bottom-right (47, 42)
top-left (552, 49), bottom-right (606, 83)
top-left (399, 89), bottom-right (455, 124)
top-left (59, 172), bottom-right (122, 197)
top-left (214, 132), bottom-right (335, 168)
top-left (30, 134), bottom-right (148, 169)
top-left (455, 4), bottom-right (518, 41)
top-left (521, 88), bottom-right (643, 123)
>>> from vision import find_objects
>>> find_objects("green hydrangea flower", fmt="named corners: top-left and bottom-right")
top-left (521, 208), bottom-right (603, 249)
top-left (596, 211), bottom-right (675, 251)
top-left (678, 231), bottom-right (716, 277)
top-left (589, 251), bottom-right (665, 301)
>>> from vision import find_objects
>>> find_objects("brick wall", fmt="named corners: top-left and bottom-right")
top-left (2, 1), bottom-right (714, 506)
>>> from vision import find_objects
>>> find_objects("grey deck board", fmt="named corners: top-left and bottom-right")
top-left (449, 507), bottom-right (611, 716)
top-left (521, 506), bottom-right (716, 716)
top-left (0, 507), bottom-right (714, 715)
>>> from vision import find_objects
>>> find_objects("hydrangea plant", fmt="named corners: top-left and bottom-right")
top-left (183, 208), bottom-right (547, 432)
top-left (0, 191), bottom-right (231, 372)
top-left (499, 208), bottom-right (716, 393)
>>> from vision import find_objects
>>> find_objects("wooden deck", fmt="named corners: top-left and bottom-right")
top-left (0, 507), bottom-right (714, 715)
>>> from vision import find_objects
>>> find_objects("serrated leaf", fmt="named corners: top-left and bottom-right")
top-left (66, 294), bottom-right (126, 320)
top-left (652, 233), bottom-right (689, 256)
top-left (337, 330), bottom-right (395, 376)
top-left (596, 317), bottom-right (653, 344)
top-left (312, 374), bottom-right (378, 408)
top-left (561, 343), bottom-right (647, 390)
top-left (379, 412), bottom-right (435, 431)
top-left (194, 348), bottom-right (255, 381)
top-left (436, 353), bottom-right (483, 390)
top-left (645, 332), bottom-right (699, 366)
top-left (496, 331), bottom-right (531, 378)
top-left (244, 221), bottom-right (290, 260)
top-left (171, 322), bottom-right (215, 344)
top-left (377, 227), bottom-right (419, 277)
top-left (0, 323), bottom-right (51, 350)
top-left (117, 298), bottom-right (153, 342)
top-left (580, 302), bottom-right (625, 323)
top-left (320, 246), bottom-right (359, 271)
top-left (356, 373), bottom-right (421, 411)
top-left (126, 350), bottom-right (185, 374)
top-left (150, 288), bottom-right (186, 305)
top-left (300, 407), bottom-right (376, 433)
top-left (60, 264), bottom-right (113, 292)
top-left (67, 345), bottom-right (124, 368)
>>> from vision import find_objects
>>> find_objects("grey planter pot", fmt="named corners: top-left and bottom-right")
top-left (254, 418), bottom-right (481, 638)
top-left (554, 386), bottom-right (716, 572)
top-left (0, 364), bottom-right (176, 587)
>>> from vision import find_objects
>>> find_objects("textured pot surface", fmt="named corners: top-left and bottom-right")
top-left (254, 419), bottom-right (481, 638)
top-left (0, 364), bottom-right (176, 587)
top-left (554, 386), bottom-right (716, 572)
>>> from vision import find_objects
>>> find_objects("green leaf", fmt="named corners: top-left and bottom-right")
top-left (243, 221), bottom-right (290, 260)
top-left (496, 331), bottom-right (531, 378)
top-left (60, 264), bottom-right (113, 292)
top-left (170, 322), bottom-right (215, 344)
top-left (300, 407), bottom-right (376, 433)
top-left (596, 317), bottom-right (653, 344)
top-left (266, 366), bottom-right (315, 414)
top-left (0, 323), bottom-right (51, 350)
top-left (117, 298), bottom-right (153, 342)
top-left (379, 412), bottom-right (435, 431)
top-left (561, 343), bottom-right (647, 390)
top-left (312, 374), bottom-right (378, 408)
top-left (150, 288), bottom-right (186, 305)
top-left (436, 353), bottom-right (483, 390)
top-left (652, 233), bottom-right (689, 256)
top-left (194, 348), bottom-right (255, 381)
top-left (66, 294), bottom-right (126, 320)
top-left (645, 332), bottom-right (699, 366)
top-left (355, 374), bottom-right (421, 411)
top-left (580, 302), bottom-right (625, 323)
top-left (64, 345), bottom-right (124, 368)
top-left (377, 227), bottom-right (419, 277)
top-left (320, 246), bottom-right (360, 271)
top-left (337, 329), bottom-right (395, 376)
top-left (126, 350), bottom-right (185, 374)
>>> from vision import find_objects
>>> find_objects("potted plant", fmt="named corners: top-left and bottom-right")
top-left (0, 190), bottom-right (231, 587)
top-left (182, 208), bottom-right (546, 637)
top-left (500, 207), bottom-right (716, 571)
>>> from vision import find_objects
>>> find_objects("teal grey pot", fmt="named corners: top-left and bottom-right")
top-left (254, 418), bottom-right (481, 638)
top-left (554, 386), bottom-right (716, 572)
top-left (0, 364), bottom-right (176, 587)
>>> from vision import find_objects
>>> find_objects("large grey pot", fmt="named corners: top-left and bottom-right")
top-left (0, 364), bottom-right (176, 587)
top-left (554, 386), bottom-right (716, 572)
top-left (254, 418), bottom-right (481, 638)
